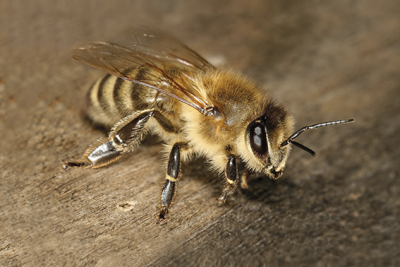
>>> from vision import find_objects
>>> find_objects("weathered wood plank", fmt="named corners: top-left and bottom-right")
top-left (1, 0), bottom-right (399, 266)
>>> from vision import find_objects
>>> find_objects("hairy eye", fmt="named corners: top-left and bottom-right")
top-left (250, 123), bottom-right (268, 157)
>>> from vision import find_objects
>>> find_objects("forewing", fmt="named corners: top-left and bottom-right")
top-left (126, 28), bottom-right (214, 70)
top-left (73, 29), bottom-right (215, 114)
top-left (74, 41), bottom-right (151, 79)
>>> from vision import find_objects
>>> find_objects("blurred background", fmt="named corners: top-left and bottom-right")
top-left (0, 0), bottom-right (399, 266)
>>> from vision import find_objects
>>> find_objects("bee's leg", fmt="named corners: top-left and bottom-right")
top-left (63, 109), bottom-right (154, 170)
top-left (158, 143), bottom-right (184, 225)
top-left (218, 154), bottom-right (239, 204)
top-left (240, 169), bottom-right (253, 189)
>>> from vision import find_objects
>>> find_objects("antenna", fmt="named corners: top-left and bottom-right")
top-left (281, 118), bottom-right (354, 156)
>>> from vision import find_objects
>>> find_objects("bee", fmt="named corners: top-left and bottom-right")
top-left (64, 29), bottom-right (354, 224)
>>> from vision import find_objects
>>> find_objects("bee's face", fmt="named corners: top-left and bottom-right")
top-left (242, 103), bottom-right (294, 179)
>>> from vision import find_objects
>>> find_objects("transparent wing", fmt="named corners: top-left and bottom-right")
top-left (73, 29), bottom-right (215, 115)
top-left (126, 27), bottom-right (214, 70)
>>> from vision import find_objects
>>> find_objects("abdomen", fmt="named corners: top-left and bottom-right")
top-left (85, 73), bottom-right (157, 127)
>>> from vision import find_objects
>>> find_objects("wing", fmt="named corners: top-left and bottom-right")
top-left (73, 28), bottom-right (215, 115)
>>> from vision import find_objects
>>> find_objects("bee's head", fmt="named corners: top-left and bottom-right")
top-left (239, 101), bottom-right (354, 179)
top-left (242, 102), bottom-right (294, 179)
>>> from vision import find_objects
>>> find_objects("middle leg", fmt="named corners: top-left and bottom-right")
top-left (218, 154), bottom-right (239, 204)
top-left (158, 142), bottom-right (189, 225)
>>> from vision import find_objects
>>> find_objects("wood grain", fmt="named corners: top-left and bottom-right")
top-left (1, 0), bottom-right (399, 266)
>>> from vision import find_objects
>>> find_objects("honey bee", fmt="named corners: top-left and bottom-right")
top-left (64, 29), bottom-right (354, 224)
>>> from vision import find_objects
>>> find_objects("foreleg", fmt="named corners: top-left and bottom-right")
top-left (240, 169), bottom-right (254, 189)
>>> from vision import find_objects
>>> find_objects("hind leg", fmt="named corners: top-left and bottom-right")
top-left (63, 109), bottom-right (154, 170)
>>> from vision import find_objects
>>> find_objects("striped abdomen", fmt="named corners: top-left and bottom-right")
top-left (86, 73), bottom-right (157, 127)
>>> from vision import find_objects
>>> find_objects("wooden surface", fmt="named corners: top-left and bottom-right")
top-left (1, 1), bottom-right (400, 266)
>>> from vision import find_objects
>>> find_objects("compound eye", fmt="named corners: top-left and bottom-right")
top-left (250, 122), bottom-right (268, 157)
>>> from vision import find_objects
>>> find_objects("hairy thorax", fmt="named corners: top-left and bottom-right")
top-left (180, 69), bottom-right (270, 172)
